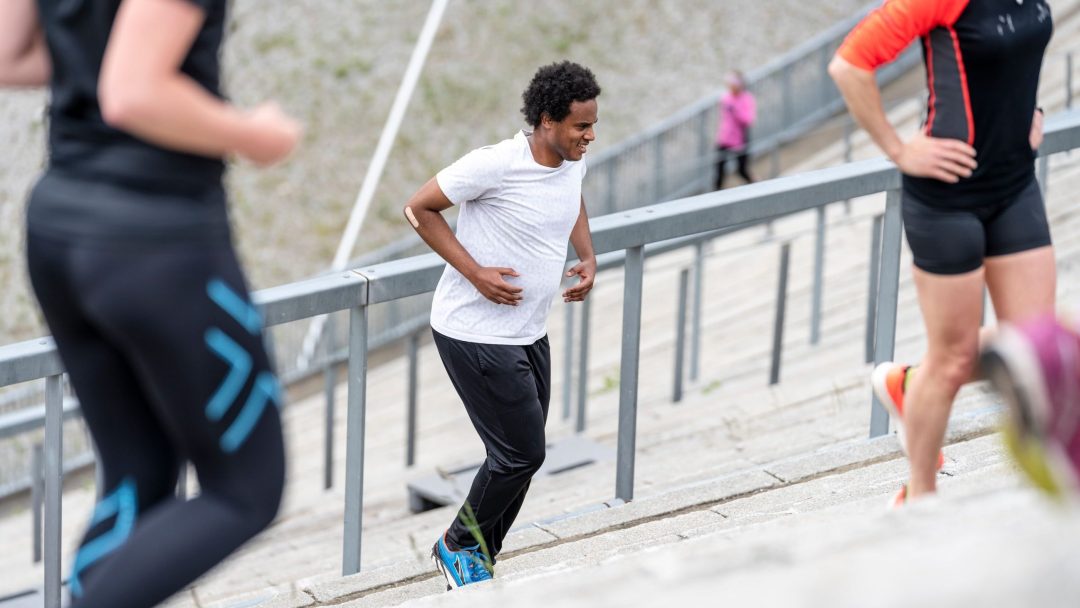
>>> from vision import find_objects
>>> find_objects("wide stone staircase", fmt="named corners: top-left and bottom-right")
top-left (3, 9), bottom-right (1080, 607)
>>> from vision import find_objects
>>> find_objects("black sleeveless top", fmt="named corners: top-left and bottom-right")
top-left (29, 0), bottom-right (231, 241)
top-left (37, 0), bottom-right (227, 192)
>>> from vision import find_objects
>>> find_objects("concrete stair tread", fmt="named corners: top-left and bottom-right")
top-left (325, 430), bottom-right (1022, 607)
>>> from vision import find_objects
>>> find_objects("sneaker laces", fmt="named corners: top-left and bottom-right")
top-left (465, 550), bottom-right (492, 581)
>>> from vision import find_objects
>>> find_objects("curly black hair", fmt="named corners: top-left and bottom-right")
top-left (520, 61), bottom-right (601, 128)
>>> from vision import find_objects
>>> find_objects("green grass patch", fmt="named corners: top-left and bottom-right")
top-left (253, 31), bottom-right (299, 55)
top-left (334, 58), bottom-right (374, 80)
top-left (702, 379), bottom-right (723, 395)
top-left (591, 374), bottom-right (619, 397)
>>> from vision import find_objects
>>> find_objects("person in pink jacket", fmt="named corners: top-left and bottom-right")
top-left (714, 70), bottom-right (757, 190)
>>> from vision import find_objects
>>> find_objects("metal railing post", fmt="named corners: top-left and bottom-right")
top-left (576, 296), bottom-right (591, 434)
top-left (865, 214), bottom-right (884, 364)
top-left (843, 120), bottom-right (854, 215)
top-left (562, 304), bottom-right (575, 421)
top-left (1038, 154), bottom-right (1050, 198)
top-left (615, 246), bottom-right (645, 502)
top-left (843, 120), bottom-right (854, 163)
top-left (697, 111), bottom-right (711, 193)
top-left (605, 161), bottom-right (617, 214)
top-left (44, 374), bottom-right (63, 608)
top-left (32, 442), bottom-right (44, 564)
top-left (1067, 52), bottom-right (1074, 110)
top-left (673, 268), bottom-right (690, 403)
top-left (870, 189), bottom-right (904, 437)
top-left (810, 205), bottom-right (827, 345)
top-left (770, 243), bottom-right (791, 385)
top-left (690, 241), bottom-right (705, 382)
top-left (782, 63), bottom-right (794, 128)
top-left (324, 316), bottom-right (339, 489)
top-left (820, 45), bottom-right (832, 107)
top-left (263, 330), bottom-right (278, 375)
top-left (653, 136), bottom-right (665, 202)
top-left (406, 330), bottom-right (420, 467)
top-left (342, 305), bottom-right (369, 575)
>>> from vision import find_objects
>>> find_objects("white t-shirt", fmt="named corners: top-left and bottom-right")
top-left (430, 131), bottom-right (585, 345)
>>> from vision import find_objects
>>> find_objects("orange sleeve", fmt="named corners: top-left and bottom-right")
top-left (837, 0), bottom-right (969, 70)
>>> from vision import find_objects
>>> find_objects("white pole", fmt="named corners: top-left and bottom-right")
top-left (332, 0), bottom-right (450, 270)
top-left (296, 0), bottom-right (450, 370)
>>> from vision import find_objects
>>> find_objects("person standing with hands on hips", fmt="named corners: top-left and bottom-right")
top-left (830, 0), bottom-right (1054, 507)
top-left (404, 61), bottom-right (599, 589)
top-left (0, 0), bottom-right (301, 606)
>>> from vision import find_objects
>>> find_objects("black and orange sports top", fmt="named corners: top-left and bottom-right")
top-left (839, 0), bottom-right (1053, 206)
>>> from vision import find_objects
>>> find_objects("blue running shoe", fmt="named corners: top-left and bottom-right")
top-left (431, 535), bottom-right (493, 590)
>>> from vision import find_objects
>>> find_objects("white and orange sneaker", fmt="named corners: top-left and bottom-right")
top-left (888, 484), bottom-right (908, 510)
top-left (871, 362), bottom-right (946, 470)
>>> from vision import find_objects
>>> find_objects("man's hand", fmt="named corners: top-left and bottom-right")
top-left (893, 131), bottom-right (978, 184)
top-left (469, 267), bottom-right (523, 306)
top-left (563, 258), bottom-right (596, 303)
top-left (1030, 108), bottom-right (1044, 151)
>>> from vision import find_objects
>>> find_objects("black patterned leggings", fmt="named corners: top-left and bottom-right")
top-left (26, 211), bottom-right (285, 608)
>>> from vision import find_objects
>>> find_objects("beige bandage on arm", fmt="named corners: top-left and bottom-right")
top-left (404, 206), bottom-right (420, 228)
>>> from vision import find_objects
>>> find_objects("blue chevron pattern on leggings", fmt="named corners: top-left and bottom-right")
top-left (220, 372), bottom-right (283, 453)
top-left (69, 477), bottom-right (138, 598)
top-left (204, 328), bottom-right (253, 422)
top-left (207, 279), bottom-right (262, 335)
top-left (205, 278), bottom-right (281, 453)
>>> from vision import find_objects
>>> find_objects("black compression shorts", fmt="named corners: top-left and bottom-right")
top-left (902, 176), bottom-right (1051, 275)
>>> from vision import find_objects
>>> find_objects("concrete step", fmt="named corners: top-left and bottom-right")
top-left (376, 438), bottom-right (1077, 608)
top-left (284, 414), bottom-right (1015, 607)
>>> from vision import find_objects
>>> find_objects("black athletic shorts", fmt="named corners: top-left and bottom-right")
top-left (902, 176), bottom-right (1051, 275)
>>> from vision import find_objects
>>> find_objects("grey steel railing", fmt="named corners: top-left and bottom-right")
top-left (4, 109), bottom-right (1077, 606)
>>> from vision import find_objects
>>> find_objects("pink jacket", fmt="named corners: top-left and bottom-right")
top-left (715, 91), bottom-right (757, 150)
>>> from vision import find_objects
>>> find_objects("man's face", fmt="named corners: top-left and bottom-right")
top-left (547, 98), bottom-right (598, 162)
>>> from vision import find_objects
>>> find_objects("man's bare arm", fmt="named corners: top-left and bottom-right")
top-left (404, 178), bottom-right (523, 306)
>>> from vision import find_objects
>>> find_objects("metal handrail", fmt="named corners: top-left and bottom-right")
top-left (4, 110), bottom-right (1079, 606)
top-left (340, 159), bottom-right (902, 305)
